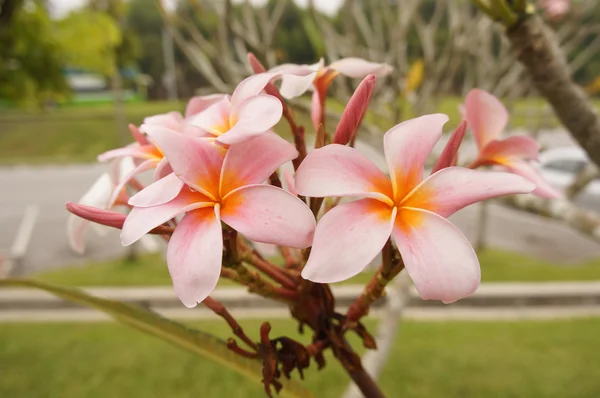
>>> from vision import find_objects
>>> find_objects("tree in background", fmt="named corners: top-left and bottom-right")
top-left (0, 0), bottom-right (70, 107)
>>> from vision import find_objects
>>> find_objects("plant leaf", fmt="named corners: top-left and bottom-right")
top-left (0, 278), bottom-right (313, 398)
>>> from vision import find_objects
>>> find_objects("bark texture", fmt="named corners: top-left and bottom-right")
top-left (506, 16), bottom-right (600, 168)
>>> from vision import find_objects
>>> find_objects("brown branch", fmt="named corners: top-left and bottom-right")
top-left (203, 296), bottom-right (258, 351)
top-left (498, 195), bottom-right (600, 243)
top-left (345, 239), bottom-right (405, 326)
top-left (506, 15), bottom-right (600, 169)
top-left (243, 253), bottom-right (297, 290)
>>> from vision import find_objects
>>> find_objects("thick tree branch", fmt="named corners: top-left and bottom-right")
top-left (506, 15), bottom-right (600, 168)
top-left (499, 195), bottom-right (600, 243)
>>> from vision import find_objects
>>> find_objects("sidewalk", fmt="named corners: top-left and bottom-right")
top-left (1, 282), bottom-right (600, 322)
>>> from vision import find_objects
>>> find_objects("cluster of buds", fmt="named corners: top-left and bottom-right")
top-left (67, 54), bottom-right (559, 395)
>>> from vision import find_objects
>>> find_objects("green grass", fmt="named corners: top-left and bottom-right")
top-left (1, 317), bottom-right (600, 397)
top-left (33, 248), bottom-right (600, 287)
top-left (0, 101), bottom-right (184, 164)
top-left (0, 101), bottom-right (305, 165)
top-left (0, 95), bottom-right (583, 165)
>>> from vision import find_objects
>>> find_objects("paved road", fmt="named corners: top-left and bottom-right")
top-left (1, 129), bottom-right (599, 275)
top-left (0, 163), bottom-right (162, 275)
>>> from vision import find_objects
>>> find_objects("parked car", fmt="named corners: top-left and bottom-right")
top-left (537, 147), bottom-right (600, 212)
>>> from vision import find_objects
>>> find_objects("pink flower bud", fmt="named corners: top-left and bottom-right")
top-left (66, 202), bottom-right (126, 230)
top-left (432, 120), bottom-right (467, 173)
top-left (333, 74), bottom-right (376, 145)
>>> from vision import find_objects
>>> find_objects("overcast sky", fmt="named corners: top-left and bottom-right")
top-left (49, 0), bottom-right (343, 18)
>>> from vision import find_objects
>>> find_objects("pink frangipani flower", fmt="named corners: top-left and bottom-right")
top-left (121, 127), bottom-right (316, 307)
top-left (97, 94), bottom-right (227, 206)
top-left (270, 58), bottom-right (392, 130)
top-left (295, 114), bottom-right (535, 303)
top-left (187, 73), bottom-right (286, 146)
top-left (465, 89), bottom-right (562, 198)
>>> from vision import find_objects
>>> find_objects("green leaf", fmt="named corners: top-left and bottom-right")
top-left (0, 278), bottom-right (313, 398)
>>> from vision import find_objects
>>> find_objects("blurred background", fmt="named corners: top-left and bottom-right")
top-left (1, 0), bottom-right (600, 397)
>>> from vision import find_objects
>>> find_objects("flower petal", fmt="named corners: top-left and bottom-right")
top-left (502, 160), bottom-right (563, 199)
top-left (329, 57), bottom-right (393, 78)
top-left (67, 173), bottom-right (114, 253)
top-left (144, 112), bottom-right (184, 131)
top-left (432, 120), bottom-right (467, 173)
top-left (465, 89), bottom-right (508, 148)
top-left (129, 124), bottom-right (149, 145)
top-left (279, 71), bottom-right (318, 99)
top-left (219, 131), bottom-right (298, 196)
top-left (217, 94), bottom-right (283, 145)
top-left (153, 157), bottom-right (173, 181)
top-left (294, 144), bottom-right (394, 204)
top-left (302, 199), bottom-right (395, 283)
top-left (142, 124), bottom-right (223, 199)
top-left (128, 173), bottom-right (185, 208)
top-left (393, 207), bottom-right (480, 303)
top-left (310, 90), bottom-right (322, 132)
top-left (384, 114), bottom-right (449, 200)
top-left (107, 159), bottom-right (157, 208)
top-left (402, 167), bottom-right (535, 218)
top-left (185, 94), bottom-right (227, 118)
top-left (187, 96), bottom-right (232, 137)
top-left (167, 206), bottom-right (222, 308)
top-left (221, 185), bottom-right (315, 248)
top-left (97, 145), bottom-right (148, 163)
top-left (479, 135), bottom-right (541, 162)
top-left (121, 189), bottom-right (214, 246)
top-left (230, 72), bottom-right (277, 108)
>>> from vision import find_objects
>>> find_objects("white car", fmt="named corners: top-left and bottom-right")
top-left (537, 147), bottom-right (600, 212)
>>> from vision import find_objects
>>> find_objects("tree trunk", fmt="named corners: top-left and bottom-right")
top-left (506, 15), bottom-right (600, 169)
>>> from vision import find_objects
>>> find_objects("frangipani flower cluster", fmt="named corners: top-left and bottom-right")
top-left (67, 56), bottom-right (555, 309)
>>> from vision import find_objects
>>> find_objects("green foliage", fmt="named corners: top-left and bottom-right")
top-left (0, 0), bottom-right (70, 106)
top-left (2, 318), bottom-right (600, 397)
top-left (0, 278), bottom-right (312, 397)
top-left (56, 10), bottom-right (122, 76)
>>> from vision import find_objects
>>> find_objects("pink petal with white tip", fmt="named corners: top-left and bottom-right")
top-left (142, 124), bottom-right (223, 199)
top-left (221, 185), bottom-right (316, 248)
top-left (502, 160), bottom-right (563, 199)
top-left (121, 189), bottom-right (214, 246)
top-left (383, 114), bottom-right (449, 199)
top-left (128, 173), bottom-right (185, 208)
top-left (167, 206), bottom-right (223, 308)
top-left (217, 95), bottom-right (283, 145)
top-left (302, 199), bottom-right (396, 283)
top-left (465, 89), bottom-right (509, 149)
top-left (480, 135), bottom-right (541, 162)
top-left (294, 144), bottom-right (394, 204)
top-left (329, 57), bottom-right (393, 78)
top-left (393, 207), bottom-right (480, 304)
top-left (185, 94), bottom-right (228, 118)
top-left (402, 167), bottom-right (535, 218)
top-left (279, 71), bottom-right (318, 99)
top-left (230, 72), bottom-right (277, 108)
top-left (219, 131), bottom-right (298, 196)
